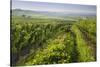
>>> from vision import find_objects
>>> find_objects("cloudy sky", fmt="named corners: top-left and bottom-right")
top-left (12, 0), bottom-right (96, 14)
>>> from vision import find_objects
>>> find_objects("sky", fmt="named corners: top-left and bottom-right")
top-left (12, 0), bottom-right (96, 14)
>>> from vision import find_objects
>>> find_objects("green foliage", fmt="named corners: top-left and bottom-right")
top-left (71, 25), bottom-right (95, 61)
top-left (11, 16), bottom-right (96, 66)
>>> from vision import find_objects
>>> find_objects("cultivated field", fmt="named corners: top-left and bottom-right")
top-left (11, 16), bottom-right (96, 66)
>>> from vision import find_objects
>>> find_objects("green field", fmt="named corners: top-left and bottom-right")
top-left (11, 16), bottom-right (96, 66)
